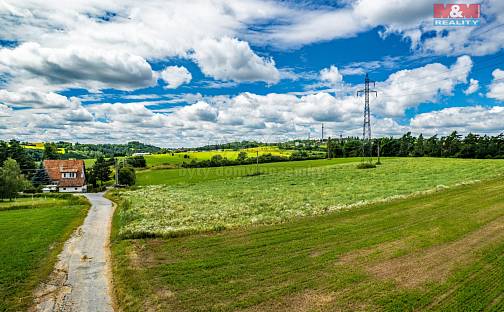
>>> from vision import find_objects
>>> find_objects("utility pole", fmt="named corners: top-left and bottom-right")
top-left (115, 158), bottom-right (119, 186)
top-left (377, 139), bottom-right (381, 164)
top-left (321, 123), bottom-right (324, 141)
top-left (357, 73), bottom-right (377, 163)
top-left (256, 150), bottom-right (259, 175)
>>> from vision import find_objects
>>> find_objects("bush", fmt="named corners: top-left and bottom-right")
top-left (87, 185), bottom-right (106, 193)
top-left (126, 156), bottom-right (147, 168)
top-left (356, 162), bottom-right (377, 169)
top-left (118, 166), bottom-right (136, 186)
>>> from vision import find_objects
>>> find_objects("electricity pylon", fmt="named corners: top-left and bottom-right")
top-left (357, 73), bottom-right (377, 163)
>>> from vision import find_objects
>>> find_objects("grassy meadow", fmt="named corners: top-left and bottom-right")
top-left (109, 158), bottom-right (504, 238)
top-left (111, 171), bottom-right (504, 311)
top-left (0, 195), bottom-right (89, 311)
top-left (136, 157), bottom-right (360, 186)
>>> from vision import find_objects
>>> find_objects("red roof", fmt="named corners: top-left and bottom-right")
top-left (43, 160), bottom-right (86, 187)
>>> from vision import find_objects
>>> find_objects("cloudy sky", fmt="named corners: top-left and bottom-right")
top-left (0, 0), bottom-right (503, 147)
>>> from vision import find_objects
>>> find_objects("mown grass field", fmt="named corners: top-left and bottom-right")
top-left (110, 158), bottom-right (504, 238)
top-left (0, 195), bottom-right (89, 311)
top-left (0, 197), bottom-right (67, 211)
top-left (136, 157), bottom-right (360, 186)
top-left (110, 167), bottom-right (504, 311)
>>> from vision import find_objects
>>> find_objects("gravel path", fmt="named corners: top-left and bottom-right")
top-left (33, 192), bottom-right (115, 312)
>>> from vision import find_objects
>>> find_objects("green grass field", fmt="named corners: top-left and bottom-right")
top-left (0, 197), bottom-right (67, 211)
top-left (110, 158), bottom-right (504, 238)
top-left (136, 157), bottom-right (360, 186)
top-left (110, 166), bottom-right (504, 311)
top-left (84, 147), bottom-right (295, 168)
top-left (0, 195), bottom-right (89, 311)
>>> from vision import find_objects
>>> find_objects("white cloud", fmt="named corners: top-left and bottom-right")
top-left (159, 66), bottom-right (192, 89)
top-left (376, 55), bottom-right (472, 116)
top-left (0, 88), bottom-right (74, 108)
top-left (0, 104), bottom-right (11, 118)
top-left (258, 8), bottom-right (366, 47)
top-left (0, 42), bottom-right (156, 91)
top-left (464, 78), bottom-right (479, 95)
top-left (410, 106), bottom-right (504, 134)
top-left (487, 69), bottom-right (504, 101)
top-left (353, 0), bottom-right (431, 29)
top-left (320, 65), bottom-right (343, 86)
top-left (89, 102), bottom-right (170, 128)
top-left (177, 101), bottom-right (218, 122)
top-left (192, 37), bottom-right (280, 83)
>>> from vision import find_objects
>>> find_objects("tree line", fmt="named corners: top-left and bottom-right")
top-left (181, 151), bottom-right (324, 168)
top-left (327, 132), bottom-right (504, 159)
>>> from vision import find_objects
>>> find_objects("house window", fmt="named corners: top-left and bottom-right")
top-left (62, 172), bottom-right (77, 178)
top-left (74, 188), bottom-right (78, 191)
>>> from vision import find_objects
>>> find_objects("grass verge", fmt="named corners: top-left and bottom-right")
top-left (0, 195), bottom-right (90, 311)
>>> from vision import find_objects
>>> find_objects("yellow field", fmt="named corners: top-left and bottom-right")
top-left (85, 147), bottom-right (293, 168)
top-left (22, 143), bottom-right (65, 154)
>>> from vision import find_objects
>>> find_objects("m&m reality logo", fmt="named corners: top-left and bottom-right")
top-left (433, 3), bottom-right (481, 26)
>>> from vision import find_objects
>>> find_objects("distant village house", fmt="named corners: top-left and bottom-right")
top-left (42, 160), bottom-right (87, 193)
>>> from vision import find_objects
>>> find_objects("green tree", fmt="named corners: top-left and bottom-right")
top-left (0, 141), bottom-right (8, 165)
top-left (92, 156), bottom-right (112, 185)
top-left (118, 166), bottom-right (136, 186)
top-left (126, 156), bottom-right (147, 168)
top-left (43, 143), bottom-right (60, 160)
top-left (31, 163), bottom-right (51, 187)
top-left (0, 158), bottom-right (26, 200)
top-left (211, 154), bottom-right (223, 163)
top-left (6, 140), bottom-right (36, 172)
top-left (413, 134), bottom-right (425, 157)
top-left (237, 151), bottom-right (248, 162)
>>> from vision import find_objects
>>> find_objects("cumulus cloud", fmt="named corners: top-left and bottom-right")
top-left (464, 78), bottom-right (479, 95)
top-left (410, 106), bottom-right (504, 134)
top-left (376, 55), bottom-right (472, 116)
top-left (259, 8), bottom-right (366, 47)
top-left (320, 65), bottom-right (343, 86)
top-left (0, 42), bottom-right (156, 91)
top-left (192, 37), bottom-right (280, 83)
top-left (487, 69), bottom-right (504, 101)
top-left (0, 104), bottom-right (11, 118)
top-left (159, 66), bottom-right (192, 89)
top-left (177, 101), bottom-right (218, 122)
top-left (353, 0), bottom-right (431, 28)
top-left (89, 102), bottom-right (170, 128)
top-left (0, 88), bottom-right (73, 108)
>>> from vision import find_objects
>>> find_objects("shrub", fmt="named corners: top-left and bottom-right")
top-left (126, 156), bottom-right (147, 168)
top-left (118, 166), bottom-right (136, 186)
top-left (356, 162), bottom-right (377, 169)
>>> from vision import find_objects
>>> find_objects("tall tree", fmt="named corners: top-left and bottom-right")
top-left (43, 143), bottom-right (61, 160)
top-left (31, 163), bottom-right (51, 187)
top-left (92, 156), bottom-right (112, 184)
top-left (0, 158), bottom-right (26, 200)
top-left (6, 140), bottom-right (36, 172)
top-left (118, 166), bottom-right (136, 186)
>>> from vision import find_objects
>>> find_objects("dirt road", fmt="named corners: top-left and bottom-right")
top-left (33, 192), bottom-right (115, 312)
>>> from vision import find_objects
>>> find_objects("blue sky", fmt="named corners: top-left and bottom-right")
top-left (0, 0), bottom-right (503, 147)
